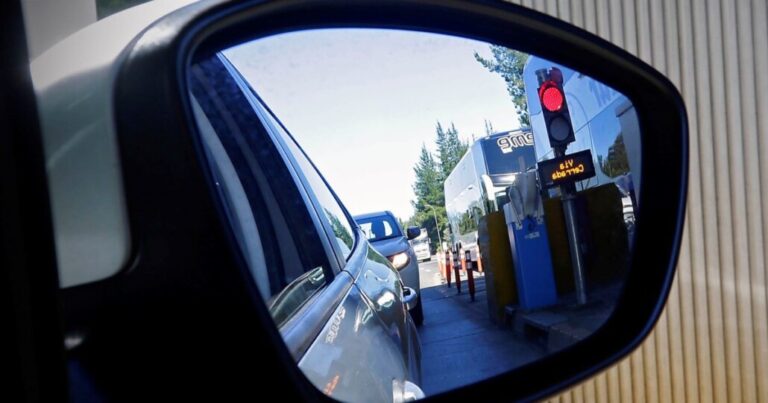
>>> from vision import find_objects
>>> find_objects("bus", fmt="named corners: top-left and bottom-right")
top-left (443, 129), bottom-right (537, 260)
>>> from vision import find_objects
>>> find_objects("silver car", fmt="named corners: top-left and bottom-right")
top-left (354, 212), bottom-right (424, 326)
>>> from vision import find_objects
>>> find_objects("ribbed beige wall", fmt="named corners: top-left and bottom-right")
top-left (507, 0), bottom-right (768, 401)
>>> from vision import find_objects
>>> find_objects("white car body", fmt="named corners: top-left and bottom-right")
top-left (412, 238), bottom-right (431, 261)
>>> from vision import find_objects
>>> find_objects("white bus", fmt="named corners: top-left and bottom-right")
top-left (443, 129), bottom-right (537, 260)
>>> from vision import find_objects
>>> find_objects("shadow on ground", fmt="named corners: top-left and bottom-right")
top-left (417, 263), bottom-right (545, 396)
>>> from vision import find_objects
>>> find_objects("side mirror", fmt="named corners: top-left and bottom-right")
top-left (106, 0), bottom-right (687, 401)
top-left (406, 226), bottom-right (420, 240)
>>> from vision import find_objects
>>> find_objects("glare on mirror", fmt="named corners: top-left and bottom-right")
top-left (189, 28), bottom-right (639, 401)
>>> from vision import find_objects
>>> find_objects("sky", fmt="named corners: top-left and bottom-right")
top-left (226, 29), bottom-right (521, 220)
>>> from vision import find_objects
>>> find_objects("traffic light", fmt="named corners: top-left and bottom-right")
top-left (536, 67), bottom-right (574, 150)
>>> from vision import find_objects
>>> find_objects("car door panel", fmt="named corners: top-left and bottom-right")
top-left (267, 122), bottom-right (423, 396)
top-left (298, 283), bottom-right (409, 402)
top-left (354, 244), bottom-right (417, 365)
top-left (279, 270), bottom-right (354, 361)
top-left (230, 63), bottom-right (424, 397)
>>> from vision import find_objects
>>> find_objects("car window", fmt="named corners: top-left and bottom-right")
top-left (189, 57), bottom-right (333, 326)
top-left (356, 215), bottom-right (402, 242)
top-left (256, 105), bottom-right (357, 260)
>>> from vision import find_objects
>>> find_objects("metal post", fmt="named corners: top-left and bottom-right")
top-left (555, 148), bottom-right (587, 305)
top-left (453, 248), bottom-right (462, 294)
top-left (444, 250), bottom-right (452, 287)
top-left (465, 250), bottom-right (475, 302)
top-left (561, 191), bottom-right (587, 304)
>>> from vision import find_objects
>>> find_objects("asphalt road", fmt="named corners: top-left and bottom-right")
top-left (416, 258), bottom-right (545, 396)
top-left (416, 257), bottom-right (444, 289)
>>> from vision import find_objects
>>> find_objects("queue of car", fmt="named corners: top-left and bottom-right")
top-left (354, 211), bottom-right (425, 325)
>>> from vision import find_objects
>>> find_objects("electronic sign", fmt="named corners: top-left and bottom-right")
top-left (537, 149), bottom-right (596, 189)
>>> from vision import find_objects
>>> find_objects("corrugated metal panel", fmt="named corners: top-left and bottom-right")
top-left (507, 1), bottom-right (768, 401)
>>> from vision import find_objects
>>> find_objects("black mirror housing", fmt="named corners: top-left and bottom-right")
top-left (112, 0), bottom-right (687, 401)
top-left (406, 226), bottom-right (421, 240)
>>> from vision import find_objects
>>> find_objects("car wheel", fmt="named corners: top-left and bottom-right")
top-left (411, 295), bottom-right (424, 326)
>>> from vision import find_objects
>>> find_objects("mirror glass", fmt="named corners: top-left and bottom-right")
top-left (188, 28), bottom-right (639, 401)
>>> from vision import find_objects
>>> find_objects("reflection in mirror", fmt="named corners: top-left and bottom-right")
top-left (189, 28), bottom-right (639, 401)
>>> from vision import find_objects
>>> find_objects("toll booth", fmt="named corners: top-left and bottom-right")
top-left (503, 171), bottom-right (558, 310)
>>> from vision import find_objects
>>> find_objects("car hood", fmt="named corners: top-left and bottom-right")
top-left (369, 237), bottom-right (410, 258)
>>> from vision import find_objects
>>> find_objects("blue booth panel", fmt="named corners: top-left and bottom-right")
top-left (504, 204), bottom-right (558, 310)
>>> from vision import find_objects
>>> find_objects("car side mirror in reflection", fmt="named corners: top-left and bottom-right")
top-left (406, 226), bottom-right (420, 240)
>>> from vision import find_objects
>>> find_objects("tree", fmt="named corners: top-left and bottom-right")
top-left (328, 212), bottom-right (354, 251)
top-left (474, 46), bottom-right (530, 127)
top-left (484, 119), bottom-right (495, 136)
top-left (599, 134), bottom-right (631, 178)
top-left (411, 144), bottom-right (443, 208)
top-left (408, 123), bottom-right (470, 252)
top-left (409, 144), bottom-right (446, 251)
top-left (397, 217), bottom-right (407, 232)
top-left (435, 122), bottom-right (469, 180)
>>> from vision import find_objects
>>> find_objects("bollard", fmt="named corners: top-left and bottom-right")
top-left (465, 249), bottom-right (476, 302)
top-left (444, 250), bottom-right (452, 287)
top-left (435, 252), bottom-right (445, 276)
top-left (476, 245), bottom-right (483, 273)
top-left (453, 250), bottom-right (462, 294)
top-left (437, 252), bottom-right (443, 277)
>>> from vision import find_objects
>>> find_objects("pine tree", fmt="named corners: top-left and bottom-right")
top-left (436, 122), bottom-right (469, 179)
top-left (409, 144), bottom-right (447, 251)
top-left (600, 133), bottom-right (630, 178)
top-left (474, 46), bottom-right (530, 127)
top-left (409, 123), bottom-right (471, 251)
top-left (411, 144), bottom-right (443, 208)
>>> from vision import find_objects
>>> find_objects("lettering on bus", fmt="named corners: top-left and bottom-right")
top-left (497, 132), bottom-right (534, 154)
top-left (537, 149), bottom-right (596, 189)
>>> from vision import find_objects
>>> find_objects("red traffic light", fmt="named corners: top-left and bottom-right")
top-left (539, 81), bottom-right (564, 112)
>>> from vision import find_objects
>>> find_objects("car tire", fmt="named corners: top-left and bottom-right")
top-left (411, 295), bottom-right (424, 326)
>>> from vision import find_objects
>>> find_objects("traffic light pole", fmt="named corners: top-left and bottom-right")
top-left (536, 66), bottom-right (588, 305)
top-left (555, 148), bottom-right (588, 305)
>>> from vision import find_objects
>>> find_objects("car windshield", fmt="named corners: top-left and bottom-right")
top-left (356, 215), bottom-right (402, 242)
